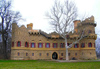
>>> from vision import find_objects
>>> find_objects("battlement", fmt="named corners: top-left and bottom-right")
top-left (82, 16), bottom-right (94, 23)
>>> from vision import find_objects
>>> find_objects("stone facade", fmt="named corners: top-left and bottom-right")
top-left (11, 16), bottom-right (97, 60)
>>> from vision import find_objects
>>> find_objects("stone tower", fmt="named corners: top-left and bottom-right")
top-left (73, 16), bottom-right (97, 59)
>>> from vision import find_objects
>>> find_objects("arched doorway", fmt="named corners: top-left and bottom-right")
top-left (52, 52), bottom-right (58, 60)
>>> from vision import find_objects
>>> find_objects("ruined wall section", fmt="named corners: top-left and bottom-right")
top-left (12, 23), bottom-right (29, 47)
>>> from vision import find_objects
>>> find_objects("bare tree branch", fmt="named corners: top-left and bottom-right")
top-left (0, 0), bottom-right (23, 59)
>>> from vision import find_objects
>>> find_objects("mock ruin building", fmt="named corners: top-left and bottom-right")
top-left (11, 16), bottom-right (97, 60)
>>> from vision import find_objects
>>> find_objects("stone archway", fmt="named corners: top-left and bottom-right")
top-left (52, 52), bottom-right (58, 60)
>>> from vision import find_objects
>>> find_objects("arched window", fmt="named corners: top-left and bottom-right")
top-left (81, 43), bottom-right (85, 48)
top-left (25, 42), bottom-right (29, 47)
top-left (17, 41), bottom-right (21, 47)
top-left (12, 42), bottom-right (14, 47)
top-left (88, 43), bottom-right (92, 47)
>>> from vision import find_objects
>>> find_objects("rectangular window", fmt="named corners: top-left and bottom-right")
top-left (61, 53), bottom-right (63, 56)
top-left (31, 43), bottom-right (35, 48)
top-left (32, 53), bottom-right (34, 56)
top-left (47, 53), bottom-right (49, 56)
top-left (18, 52), bottom-right (20, 56)
top-left (25, 42), bottom-right (29, 47)
top-left (88, 43), bottom-right (92, 47)
top-left (74, 44), bottom-right (78, 48)
top-left (67, 43), bottom-right (70, 46)
top-left (38, 43), bottom-right (43, 48)
top-left (17, 41), bottom-right (21, 47)
top-left (39, 53), bottom-right (42, 56)
top-left (75, 53), bottom-right (77, 56)
top-left (45, 43), bottom-right (50, 48)
top-left (60, 43), bottom-right (65, 48)
top-left (53, 43), bottom-right (57, 48)
top-left (68, 53), bottom-right (70, 56)
top-left (67, 43), bottom-right (71, 47)
top-left (81, 43), bottom-right (85, 48)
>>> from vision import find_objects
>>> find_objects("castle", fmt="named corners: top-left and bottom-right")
top-left (11, 16), bottom-right (97, 60)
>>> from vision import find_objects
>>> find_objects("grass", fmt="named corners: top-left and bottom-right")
top-left (0, 60), bottom-right (100, 69)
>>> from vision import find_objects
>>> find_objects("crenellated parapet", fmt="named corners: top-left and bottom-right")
top-left (82, 16), bottom-right (94, 23)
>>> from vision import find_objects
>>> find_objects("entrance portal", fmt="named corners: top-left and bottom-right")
top-left (52, 52), bottom-right (58, 60)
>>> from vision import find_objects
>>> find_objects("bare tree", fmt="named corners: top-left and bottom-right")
top-left (0, 0), bottom-right (22, 59)
top-left (46, 0), bottom-right (86, 60)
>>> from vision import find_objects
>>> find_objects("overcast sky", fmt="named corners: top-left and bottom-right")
top-left (12, 0), bottom-right (100, 34)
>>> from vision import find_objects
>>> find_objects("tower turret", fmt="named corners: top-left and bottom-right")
top-left (27, 23), bottom-right (33, 30)
top-left (73, 20), bottom-right (81, 33)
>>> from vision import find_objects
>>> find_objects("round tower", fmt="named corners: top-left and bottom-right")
top-left (77, 16), bottom-right (97, 60)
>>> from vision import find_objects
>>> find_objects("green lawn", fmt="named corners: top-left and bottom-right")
top-left (0, 60), bottom-right (100, 69)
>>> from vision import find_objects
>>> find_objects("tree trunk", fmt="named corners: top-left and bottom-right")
top-left (2, 34), bottom-right (7, 59)
top-left (65, 38), bottom-right (69, 60)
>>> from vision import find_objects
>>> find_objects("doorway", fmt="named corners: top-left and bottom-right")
top-left (52, 52), bottom-right (58, 60)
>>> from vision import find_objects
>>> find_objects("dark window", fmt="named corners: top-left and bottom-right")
top-left (68, 53), bottom-right (70, 56)
top-left (74, 44), bottom-right (78, 48)
top-left (32, 53), bottom-right (34, 56)
top-left (31, 43), bottom-right (35, 48)
top-left (90, 52), bottom-right (91, 55)
top-left (38, 43), bottom-right (43, 48)
top-left (18, 52), bottom-right (20, 56)
top-left (81, 43), bottom-right (85, 48)
top-left (39, 53), bottom-right (41, 56)
top-left (12, 42), bottom-right (14, 47)
top-left (61, 53), bottom-right (63, 56)
top-left (53, 43), bottom-right (57, 48)
top-left (17, 41), bottom-right (21, 47)
top-left (45, 43), bottom-right (50, 48)
top-left (25, 42), bottom-right (29, 47)
top-left (75, 53), bottom-right (77, 56)
top-left (60, 43), bottom-right (65, 48)
top-left (67, 43), bottom-right (70, 46)
top-left (88, 30), bottom-right (92, 33)
top-left (47, 53), bottom-right (49, 56)
top-left (26, 53), bottom-right (28, 56)
top-left (88, 43), bottom-right (92, 47)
